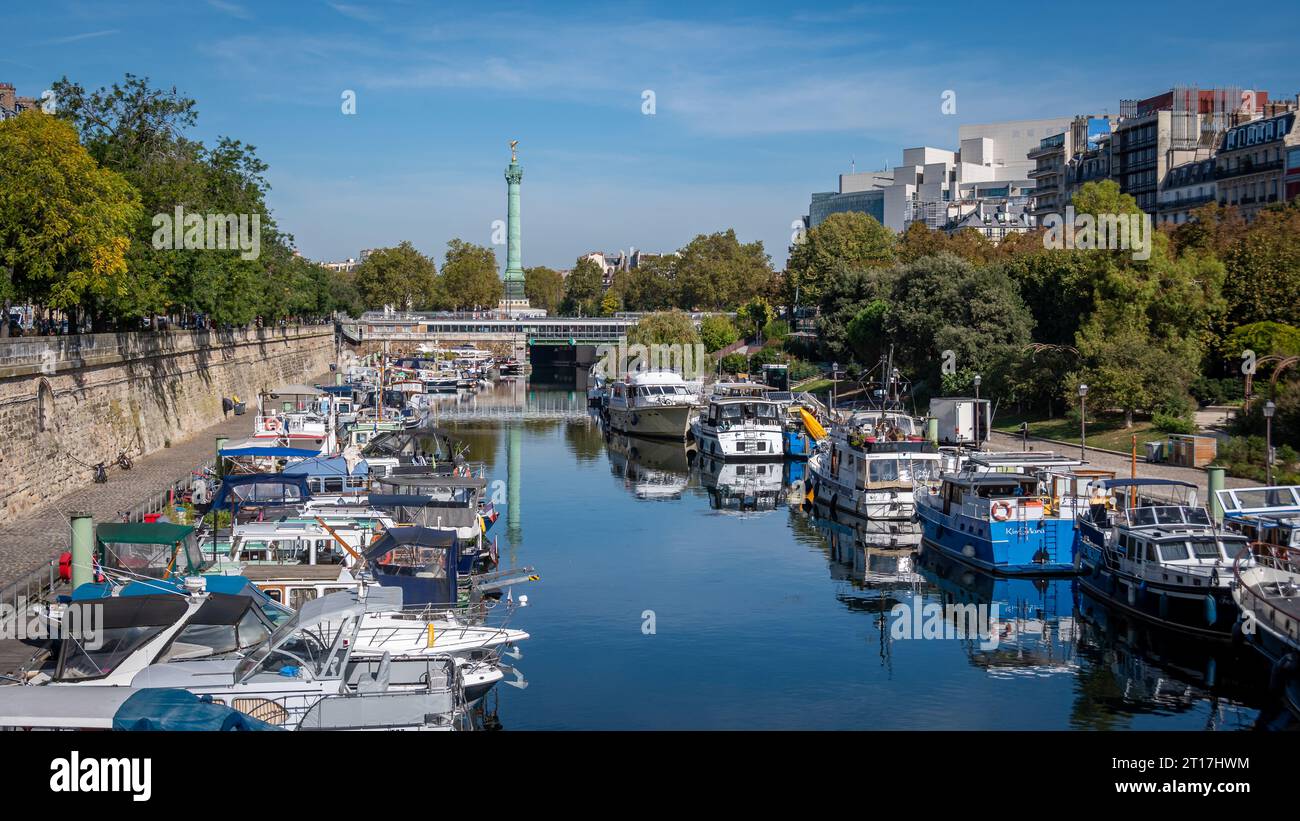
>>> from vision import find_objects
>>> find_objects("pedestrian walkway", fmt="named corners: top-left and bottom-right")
top-left (0, 410), bottom-right (252, 587)
top-left (985, 431), bottom-right (1257, 498)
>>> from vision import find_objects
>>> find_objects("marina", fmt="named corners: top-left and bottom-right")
top-left (1, 365), bottom-right (1296, 730)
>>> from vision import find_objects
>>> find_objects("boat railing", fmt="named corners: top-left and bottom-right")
top-left (1233, 542), bottom-right (1300, 645)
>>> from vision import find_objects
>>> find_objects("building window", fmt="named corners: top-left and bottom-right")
top-left (36, 379), bottom-right (55, 433)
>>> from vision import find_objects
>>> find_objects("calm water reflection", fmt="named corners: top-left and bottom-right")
top-left (459, 383), bottom-right (1291, 730)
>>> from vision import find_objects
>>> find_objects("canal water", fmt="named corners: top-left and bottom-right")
top-left (452, 382), bottom-right (1285, 730)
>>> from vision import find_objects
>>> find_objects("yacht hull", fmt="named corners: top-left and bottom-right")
top-left (607, 405), bottom-right (695, 439)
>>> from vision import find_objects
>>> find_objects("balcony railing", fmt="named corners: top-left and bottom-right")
top-left (1216, 159), bottom-right (1284, 179)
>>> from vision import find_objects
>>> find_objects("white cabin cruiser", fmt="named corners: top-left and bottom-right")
top-left (692, 389), bottom-right (785, 459)
top-left (605, 370), bottom-right (701, 440)
top-left (807, 407), bottom-right (940, 520)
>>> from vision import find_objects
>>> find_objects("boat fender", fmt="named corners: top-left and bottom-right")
top-left (1126, 584), bottom-right (1136, 606)
top-left (1073, 551), bottom-right (1084, 574)
top-left (1158, 592), bottom-right (1169, 620)
top-left (1268, 653), bottom-right (1299, 695)
top-left (631, 413), bottom-right (640, 426)
top-left (1204, 594), bottom-right (1217, 627)
top-left (1230, 617), bottom-right (1245, 648)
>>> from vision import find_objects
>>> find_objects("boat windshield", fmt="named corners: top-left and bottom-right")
top-left (58, 625), bottom-right (169, 681)
top-left (234, 609), bottom-right (340, 681)
top-left (1127, 505), bottom-right (1210, 528)
top-left (1158, 539), bottom-right (1227, 563)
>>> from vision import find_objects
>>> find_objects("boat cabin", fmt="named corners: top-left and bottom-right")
top-left (95, 522), bottom-right (205, 580)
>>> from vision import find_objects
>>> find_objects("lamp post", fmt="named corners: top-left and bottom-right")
top-left (1264, 400), bottom-right (1276, 485)
top-left (831, 362), bottom-right (839, 412)
top-left (973, 374), bottom-right (982, 445)
top-left (1078, 384), bottom-right (1088, 462)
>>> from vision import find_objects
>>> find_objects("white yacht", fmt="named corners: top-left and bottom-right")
top-left (692, 386), bottom-right (786, 459)
top-left (807, 407), bottom-right (941, 520)
top-left (605, 370), bottom-right (701, 440)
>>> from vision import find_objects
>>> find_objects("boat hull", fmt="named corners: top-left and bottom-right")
top-left (693, 424), bottom-right (785, 460)
top-left (1075, 546), bottom-right (1239, 640)
top-left (914, 496), bottom-right (1076, 576)
top-left (806, 455), bottom-right (914, 520)
top-left (607, 404), bottom-right (695, 440)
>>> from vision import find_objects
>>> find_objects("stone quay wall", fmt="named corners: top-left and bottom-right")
top-left (0, 325), bottom-right (336, 524)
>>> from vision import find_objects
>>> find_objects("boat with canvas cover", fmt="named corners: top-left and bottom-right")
top-left (1075, 479), bottom-right (1250, 639)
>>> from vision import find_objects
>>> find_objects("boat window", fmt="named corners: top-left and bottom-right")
top-left (720, 405), bottom-right (742, 420)
top-left (238, 609), bottom-right (271, 648)
top-left (1145, 543), bottom-right (1158, 562)
top-left (290, 588), bottom-right (318, 609)
top-left (1188, 540), bottom-right (1222, 560)
top-left (1130, 508), bottom-right (1157, 527)
top-left (59, 625), bottom-right (167, 680)
top-left (1158, 542), bottom-right (1190, 562)
top-left (869, 460), bottom-right (901, 483)
top-left (1184, 508), bottom-right (1211, 526)
top-left (162, 623), bottom-right (239, 660)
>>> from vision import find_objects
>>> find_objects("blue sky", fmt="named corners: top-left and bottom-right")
top-left (6, 1), bottom-right (1298, 270)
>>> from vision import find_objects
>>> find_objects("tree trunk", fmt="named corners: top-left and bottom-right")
top-left (1124, 408), bottom-right (1134, 428)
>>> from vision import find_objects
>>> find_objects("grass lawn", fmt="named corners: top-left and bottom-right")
top-left (992, 411), bottom-right (1169, 453)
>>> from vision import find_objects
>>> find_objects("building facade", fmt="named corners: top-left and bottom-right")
top-left (0, 82), bottom-right (42, 120)
top-left (1215, 111), bottom-right (1300, 219)
top-left (1157, 157), bottom-right (1217, 225)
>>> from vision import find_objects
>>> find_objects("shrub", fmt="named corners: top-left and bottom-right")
top-left (720, 353), bottom-right (749, 375)
top-left (1152, 411), bottom-right (1195, 434)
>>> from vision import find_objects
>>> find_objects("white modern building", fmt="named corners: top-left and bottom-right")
top-left (805, 117), bottom-right (1074, 238)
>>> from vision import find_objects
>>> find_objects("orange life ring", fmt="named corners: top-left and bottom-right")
top-left (991, 501), bottom-right (1013, 522)
top-left (265, 417), bottom-right (281, 433)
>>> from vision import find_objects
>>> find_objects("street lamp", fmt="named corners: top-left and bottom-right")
top-left (1078, 384), bottom-right (1089, 461)
top-left (831, 362), bottom-right (839, 412)
top-left (972, 374), bottom-right (982, 445)
top-left (1264, 400), bottom-right (1276, 485)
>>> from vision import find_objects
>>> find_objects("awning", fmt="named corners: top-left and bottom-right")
top-left (220, 446), bottom-right (321, 458)
top-left (96, 522), bottom-right (195, 546)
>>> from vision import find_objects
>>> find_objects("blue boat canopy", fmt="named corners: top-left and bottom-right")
top-left (1097, 478), bottom-right (1197, 490)
top-left (112, 689), bottom-right (281, 731)
top-left (220, 446), bottom-right (320, 458)
top-left (208, 473), bottom-right (312, 510)
top-left (282, 455), bottom-right (368, 477)
top-left (364, 525), bottom-right (456, 562)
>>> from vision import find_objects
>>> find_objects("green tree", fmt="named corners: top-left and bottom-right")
top-left (699, 314), bottom-right (739, 352)
top-left (440, 239), bottom-right (502, 310)
top-left (0, 111), bottom-right (141, 330)
top-left (815, 265), bottom-right (899, 362)
top-left (354, 241), bottom-right (439, 310)
top-left (523, 265), bottom-right (564, 313)
top-left (738, 297), bottom-right (774, 340)
top-left (562, 257), bottom-right (604, 316)
top-left (845, 300), bottom-right (889, 365)
top-left (674, 230), bottom-right (773, 310)
top-left (611, 255), bottom-right (678, 311)
top-left (600, 289), bottom-right (621, 316)
top-left (626, 310), bottom-right (700, 346)
top-left (788, 212), bottom-right (895, 308)
top-left (885, 253), bottom-right (1034, 393)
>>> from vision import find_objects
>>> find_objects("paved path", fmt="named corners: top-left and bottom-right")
top-left (985, 431), bottom-right (1257, 499)
top-left (0, 410), bottom-right (254, 588)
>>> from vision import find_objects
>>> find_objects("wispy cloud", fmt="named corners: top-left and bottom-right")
top-left (207, 0), bottom-right (252, 20)
top-left (327, 2), bottom-right (381, 23)
top-left (42, 29), bottom-right (118, 45)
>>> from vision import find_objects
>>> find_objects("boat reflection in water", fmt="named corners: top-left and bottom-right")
top-left (916, 541), bottom-right (1080, 680)
top-left (697, 453), bottom-right (790, 515)
top-left (1072, 586), bottom-right (1274, 730)
top-left (604, 431), bottom-right (692, 501)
